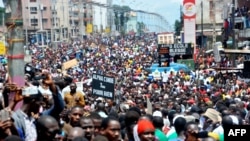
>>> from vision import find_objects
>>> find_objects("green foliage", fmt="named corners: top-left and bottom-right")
top-left (0, 8), bottom-right (5, 26)
top-left (137, 22), bottom-right (145, 35)
top-left (112, 4), bottom-right (131, 32)
top-left (174, 20), bottom-right (182, 36)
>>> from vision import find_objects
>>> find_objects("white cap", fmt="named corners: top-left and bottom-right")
top-left (153, 111), bottom-right (162, 117)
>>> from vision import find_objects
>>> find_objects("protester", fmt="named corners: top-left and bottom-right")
top-left (0, 33), bottom-right (249, 141)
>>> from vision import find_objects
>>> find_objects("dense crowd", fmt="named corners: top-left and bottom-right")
top-left (235, 5), bottom-right (250, 29)
top-left (0, 33), bottom-right (249, 141)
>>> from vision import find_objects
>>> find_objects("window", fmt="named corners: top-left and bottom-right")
top-left (52, 11), bottom-right (57, 15)
top-left (30, 7), bottom-right (37, 14)
top-left (164, 36), bottom-right (167, 40)
top-left (31, 18), bottom-right (38, 26)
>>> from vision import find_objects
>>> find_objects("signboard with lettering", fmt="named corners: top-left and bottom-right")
top-left (158, 44), bottom-right (170, 67)
top-left (92, 74), bottom-right (115, 99)
top-left (169, 43), bottom-right (192, 56)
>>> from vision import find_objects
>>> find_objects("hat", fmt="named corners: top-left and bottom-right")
top-left (187, 99), bottom-right (195, 105)
top-left (137, 119), bottom-right (155, 135)
top-left (96, 97), bottom-right (104, 102)
top-left (185, 115), bottom-right (196, 122)
top-left (153, 111), bottom-right (162, 117)
top-left (203, 108), bottom-right (221, 123)
top-left (190, 106), bottom-right (202, 113)
top-left (192, 113), bottom-right (200, 121)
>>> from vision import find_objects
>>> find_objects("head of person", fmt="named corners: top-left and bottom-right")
top-left (4, 135), bottom-right (22, 141)
top-left (22, 90), bottom-right (44, 116)
top-left (137, 119), bottom-right (155, 141)
top-left (139, 114), bottom-right (153, 122)
top-left (124, 110), bottom-right (140, 140)
top-left (152, 116), bottom-right (164, 129)
top-left (67, 127), bottom-right (85, 141)
top-left (70, 83), bottom-right (77, 93)
top-left (88, 112), bottom-right (103, 136)
top-left (36, 115), bottom-right (60, 141)
top-left (185, 121), bottom-right (199, 141)
top-left (202, 137), bottom-right (216, 141)
top-left (68, 106), bottom-right (83, 127)
top-left (79, 116), bottom-right (94, 140)
top-left (96, 102), bottom-right (106, 112)
top-left (71, 136), bottom-right (88, 141)
top-left (106, 99), bottom-right (113, 107)
top-left (173, 116), bottom-right (187, 136)
top-left (221, 115), bottom-right (234, 128)
top-left (100, 116), bottom-right (121, 141)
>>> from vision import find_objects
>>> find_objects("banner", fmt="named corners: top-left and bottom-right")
top-left (86, 23), bottom-right (93, 33)
top-left (105, 27), bottom-right (110, 33)
top-left (0, 41), bottom-right (5, 55)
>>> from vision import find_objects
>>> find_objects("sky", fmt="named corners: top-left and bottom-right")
top-left (113, 0), bottom-right (183, 30)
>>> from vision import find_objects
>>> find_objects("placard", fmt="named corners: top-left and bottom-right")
top-left (92, 74), bottom-right (115, 99)
top-left (158, 44), bottom-right (170, 67)
top-left (76, 82), bottom-right (83, 91)
top-left (22, 86), bottom-right (39, 96)
top-left (62, 59), bottom-right (78, 70)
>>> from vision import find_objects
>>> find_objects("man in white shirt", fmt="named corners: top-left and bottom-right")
top-left (161, 70), bottom-right (168, 83)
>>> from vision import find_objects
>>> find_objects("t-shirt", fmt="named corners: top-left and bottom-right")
top-left (166, 127), bottom-right (177, 141)
top-left (155, 129), bottom-right (167, 141)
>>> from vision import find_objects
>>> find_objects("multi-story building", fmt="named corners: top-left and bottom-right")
top-left (20, 0), bottom-right (168, 44)
top-left (22, 0), bottom-right (53, 46)
top-left (195, 0), bottom-right (229, 49)
top-left (157, 32), bottom-right (175, 44)
top-left (92, 0), bottom-right (109, 33)
top-left (22, 0), bottom-right (95, 45)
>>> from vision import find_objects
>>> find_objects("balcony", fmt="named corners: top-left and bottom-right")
top-left (83, 17), bottom-right (93, 21)
top-left (239, 28), bottom-right (250, 38)
top-left (70, 17), bottom-right (80, 21)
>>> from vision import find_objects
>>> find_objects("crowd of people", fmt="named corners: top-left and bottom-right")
top-left (235, 5), bottom-right (250, 29)
top-left (0, 33), bottom-right (249, 141)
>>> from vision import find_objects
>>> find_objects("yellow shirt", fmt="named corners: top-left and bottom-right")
top-left (64, 92), bottom-right (85, 109)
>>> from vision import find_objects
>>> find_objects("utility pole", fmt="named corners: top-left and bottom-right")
top-left (5, 0), bottom-right (25, 86)
top-left (232, 0), bottom-right (236, 67)
top-left (212, 0), bottom-right (216, 47)
top-left (201, 0), bottom-right (203, 48)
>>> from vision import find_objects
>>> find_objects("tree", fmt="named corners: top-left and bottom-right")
top-left (5, 0), bottom-right (25, 86)
top-left (112, 5), bottom-right (131, 33)
top-left (137, 22), bottom-right (145, 36)
top-left (174, 20), bottom-right (182, 36)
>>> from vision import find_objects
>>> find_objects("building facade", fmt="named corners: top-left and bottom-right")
top-left (157, 32), bottom-right (175, 44)
top-left (195, 0), bottom-right (229, 49)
